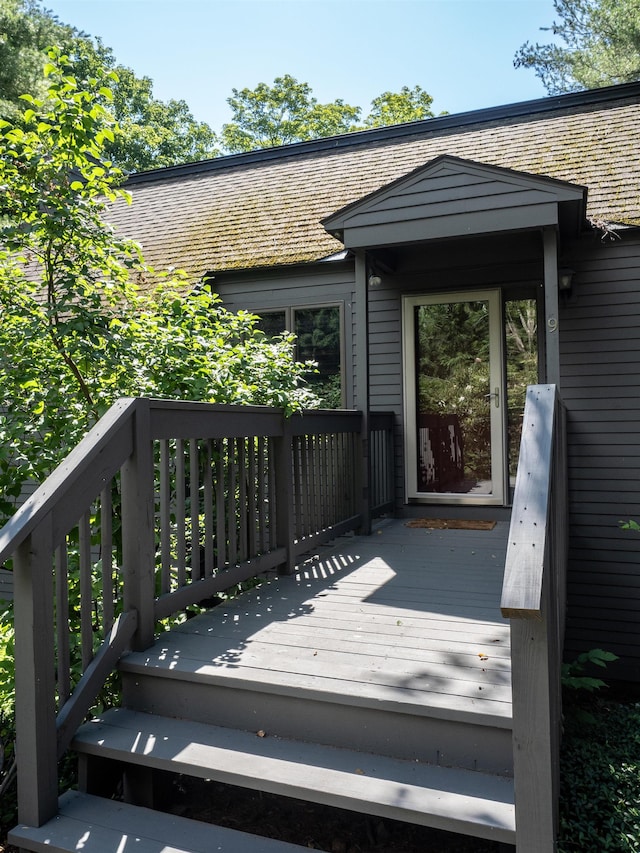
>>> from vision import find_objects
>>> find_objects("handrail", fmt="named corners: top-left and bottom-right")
top-left (0, 397), bottom-right (139, 566)
top-left (3, 396), bottom-right (391, 829)
top-left (501, 385), bottom-right (559, 618)
top-left (500, 384), bottom-right (568, 853)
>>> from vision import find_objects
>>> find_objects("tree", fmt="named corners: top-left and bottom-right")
top-left (0, 0), bottom-right (68, 117)
top-left (515, 0), bottom-right (640, 93)
top-left (221, 75), bottom-right (444, 153)
top-left (221, 74), bottom-right (361, 152)
top-left (67, 39), bottom-right (219, 171)
top-left (363, 85), bottom-right (437, 127)
top-left (0, 50), bottom-right (317, 522)
top-left (0, 0), bottom-right (219, 171)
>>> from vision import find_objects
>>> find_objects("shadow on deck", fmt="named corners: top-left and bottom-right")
top-left (156, 518), bottom-right (512, 725)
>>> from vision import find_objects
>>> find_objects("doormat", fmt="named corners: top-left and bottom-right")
top-left (405, 519), bottom-right (497, 531)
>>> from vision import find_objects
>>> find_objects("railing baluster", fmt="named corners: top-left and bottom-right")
top-left (331, 433), bottom-right (339, 525)
top-left (268, 436), bottom-right (278, 552)
top-left (216, 439), bottom-right (226, 568)
top-left (189, 439), bottom-right (200, 580)
top-left (308, 435), bottom-right (318, 534)
top-left (228, 439), bottom-right (238, 566)
top-left (100, 486), bottom-right (114, 632)
top-left (257, 436), bottom-right (267, 554)
top-left (55, 544), bottom-right (70, 706)
top-left (159, 440), bottom-right (171, 594)
top-left (79, 512), bottom-right (93, 670)
top-left (238, 438), bottom-right (248, 563)
top-left (204, 440), bottom-right (214, 577)
top-left (175, 438), bottom-right (186, 588)
top-left (248, 437), bottom-right (257, 558)
top-left (3, 398), bottom-right (382, 832)
top-left (300, 435), bottom-right (310, 539)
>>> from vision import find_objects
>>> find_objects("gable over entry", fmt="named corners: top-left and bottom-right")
top-left (322, 154), bottom-right (586, 247)
top-left (323, 155), bottom-right (587, 507)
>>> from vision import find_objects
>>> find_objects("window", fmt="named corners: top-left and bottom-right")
top-left (255, 304), bottom-right (344, 408)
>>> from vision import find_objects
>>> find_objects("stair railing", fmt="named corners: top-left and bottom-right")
top-left (0, 398), bottom-right (386, 828)
top-left (501, 384), bottom-right (568, 853)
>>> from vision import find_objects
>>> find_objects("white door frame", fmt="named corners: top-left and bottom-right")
top-left (402, 289), bottom-right (505, 505)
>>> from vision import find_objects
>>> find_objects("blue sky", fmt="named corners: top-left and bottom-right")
top-left (43, 0), bottom-right (560, 132)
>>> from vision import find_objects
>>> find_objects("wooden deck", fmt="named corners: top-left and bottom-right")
top-left (5, 392), bottom-right (566, 851)
top-left (154, 517), bottom-right (512, 725)
top-left (13, 519), bottom-right (518, 851)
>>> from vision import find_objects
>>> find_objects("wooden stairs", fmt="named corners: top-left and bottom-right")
top-left (10, 523), bottom-right (516, 852)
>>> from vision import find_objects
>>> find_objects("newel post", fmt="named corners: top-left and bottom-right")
top-left (13, 517), bottom-right (58, 826)
top-left (274, 414), bottom-right (295, 574)
top-left (121, 398), bottom-right (156, 650)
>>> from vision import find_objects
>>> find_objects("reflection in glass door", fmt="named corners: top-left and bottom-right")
top-left (403, 291), bottom-right (504, 504)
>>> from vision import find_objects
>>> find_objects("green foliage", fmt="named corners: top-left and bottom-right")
top-left (515, 0), bottom-right (640, 93)
top-left (0, 0), bottom-right (66, 118)
top-left (221, 74), bottom-right (444, 153)
top-left (562, 648), bottom-right (619, 693)
top-left (67, 41), bottom-right (219, 172)
top-left (2, 2), bottom-right (442, 164)
top-left (0, 50), bottom-right (317, 525)
top-left (559, 696), bottom-right (640, 852)
top-left (221, 74), bottom-right (361, 153)
top-left (363, 85), bottom-right (438, 127)
top-left (0, 0), bottom-right (218, 171)
top-left (620, 519), bottom-right (640, 531)
top-left (0, 55), bottom-right (319, 834)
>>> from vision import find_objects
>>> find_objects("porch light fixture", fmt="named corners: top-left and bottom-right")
top-left (558, 268), bottom-right (574, 292)
top-left (368, 274), bottom-right (383, 288)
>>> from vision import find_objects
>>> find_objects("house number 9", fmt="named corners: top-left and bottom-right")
top-left (548, 317), bottom-right (558, 332)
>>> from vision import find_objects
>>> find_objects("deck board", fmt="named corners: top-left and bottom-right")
top-left (143, 519), bottom-right (512, 723)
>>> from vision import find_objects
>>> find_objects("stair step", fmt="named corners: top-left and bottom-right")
top-left (121, 644), bottom-right (513, 774)
top-left (9, 790), bottom-right (309, 853)
top-left (121, 632), bottom-right (512, 726)
top-left (72, 708), bottom-right (516, 844)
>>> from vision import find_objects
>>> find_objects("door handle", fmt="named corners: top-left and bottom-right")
top-left (484, 387), bottom-right (500, 408)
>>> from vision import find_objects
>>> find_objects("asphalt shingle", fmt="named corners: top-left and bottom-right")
top-left (106, 89), bottom-right (640, 283)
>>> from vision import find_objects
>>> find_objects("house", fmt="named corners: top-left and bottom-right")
top-left (3, 82), bottom-right (640, 853)
top-left (109, 81), bottom-right (640, 684)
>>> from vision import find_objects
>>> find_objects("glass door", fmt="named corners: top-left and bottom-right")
top-left (403, 290), bottom-right (505, 504)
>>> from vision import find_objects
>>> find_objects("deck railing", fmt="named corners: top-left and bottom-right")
top-left (369, 411), bottom-right (396, 517)
top-left (0, 398), bottom-right (393, 828)
top-left (500, 384), bottom-right (568, 853)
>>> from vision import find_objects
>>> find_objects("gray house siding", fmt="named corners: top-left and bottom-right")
top-left (560, 230), bottom-right (640, 681)
top-left (213, 261), bottom-right (359, 408)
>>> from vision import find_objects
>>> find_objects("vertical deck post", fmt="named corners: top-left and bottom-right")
top-left (13, 518), bottom-right (58, 826)
top-left (121, 398), bottom-right (156, 651)
top-left (274, 416), bottom-right (295, 574)
top-left (543, 227), bottom-right (560, 387)
top-left (510, 605), bottom-right (558, 852)
top-left (355, 251), bottom-right (371, 533)
top-left (502, 385), bottom-right (566, 852)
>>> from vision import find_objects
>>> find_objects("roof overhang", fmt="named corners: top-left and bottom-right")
top-left (322, 155), bottom-right (587, 249)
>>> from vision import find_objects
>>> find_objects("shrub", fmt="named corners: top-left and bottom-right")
top-left (559, 696), bottom-right (640, 852)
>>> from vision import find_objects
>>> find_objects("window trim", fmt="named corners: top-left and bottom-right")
top-left (255, 302), bottom-right (346, 408)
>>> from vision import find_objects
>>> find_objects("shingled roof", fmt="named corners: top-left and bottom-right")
top-left (107, 82), bottom-right (640, 282)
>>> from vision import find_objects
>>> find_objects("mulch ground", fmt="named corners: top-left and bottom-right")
top-left (1, 775), bottom-right (506, 852)
top-left (167, 776), bottom-right (505, 852)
